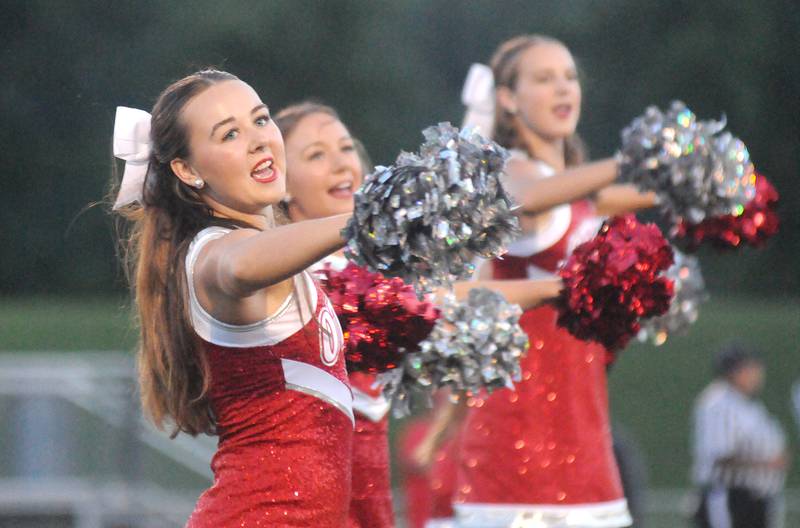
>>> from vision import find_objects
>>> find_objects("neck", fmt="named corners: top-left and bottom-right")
top-left (203, 196), bottom-right (270, 230)
top-left (287, 201), bottom-right (308, 223)
top-left (514, 120), bottom-right (566, 172)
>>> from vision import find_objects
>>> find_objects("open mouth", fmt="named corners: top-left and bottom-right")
top-left (251, 157), bottom-right (277, 183)
top-left (328, 180), bottom-right (355, 199)
top-left (553, 104), bottom-right (573, 120)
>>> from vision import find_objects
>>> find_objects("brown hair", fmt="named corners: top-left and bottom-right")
top-left (490, 34), bottom-right (586, 167)
top-left (274, 101), bottom-right (341, 141)
top-left (274, 101), bottom-right (348, 220)
top-left (114, 69), bottom-right (244, 437)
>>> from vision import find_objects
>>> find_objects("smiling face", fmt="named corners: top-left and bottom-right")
top-left (501, 42), bottom-right (582, 141)
top-left (174, 80), bottom-right (286, 216)
top-left (283, 112), bottom-right (363, 221)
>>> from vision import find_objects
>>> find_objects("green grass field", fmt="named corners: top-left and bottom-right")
top-left (607, 294), bottom-right (800, 488)
top-left (2, 293), bottom-right (799, 525)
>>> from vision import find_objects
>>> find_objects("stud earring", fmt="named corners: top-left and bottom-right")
top-left (194, 178), bottom-right (204, 189)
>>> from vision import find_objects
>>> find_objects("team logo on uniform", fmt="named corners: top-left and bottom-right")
top-left (318, 302), bottom-right (343, 366)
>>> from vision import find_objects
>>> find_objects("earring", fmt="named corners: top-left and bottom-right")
top-left (194, 178), bottom-right (204, 189)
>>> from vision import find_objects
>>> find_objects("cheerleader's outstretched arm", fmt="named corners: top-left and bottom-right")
top-left (594, 184), bottom-right (657, 217)
top-left (447, 277), bottom-right (562, 310)
top-left (198, 213), bottom-right (350, 298)
top-left (509, 158), bottom-right (656, 216)
top-left (412, 396), bottom-right (468, 470)
top-left (509, 157), bottom-right (618, 214)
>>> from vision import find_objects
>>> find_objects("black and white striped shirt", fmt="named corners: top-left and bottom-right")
top-left (692, 381), bottom-right (786, 497)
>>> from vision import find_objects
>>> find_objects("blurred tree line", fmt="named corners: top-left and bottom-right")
top-left (1, 0), bottom-right (797, 296)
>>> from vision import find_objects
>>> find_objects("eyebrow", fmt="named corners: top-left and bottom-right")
top-left (301, 136), bottom-right (353, 154)
top-left (210, 104), bottom-right (270, 138)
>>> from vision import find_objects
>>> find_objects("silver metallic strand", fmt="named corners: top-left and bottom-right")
top-left (342, 123), bottom-right (520, 296)
top-left (618, 101), bottom-right (755, 225)
top-left (637, 248), bottom-right (708, 346)
top-left (379, 288), bottom-right (529, 417)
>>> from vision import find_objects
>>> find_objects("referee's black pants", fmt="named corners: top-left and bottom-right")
top-left (693, 486), bottom-right (771, 528)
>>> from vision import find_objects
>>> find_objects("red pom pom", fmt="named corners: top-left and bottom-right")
top-left (319, 262), bottom-right (439, 373)
top-left (674, 173), bottom-right (780, 251)
top-left (558, 215), bottom-right (675, 352)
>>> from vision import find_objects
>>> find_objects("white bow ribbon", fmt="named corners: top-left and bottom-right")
top-left (113, 106), bottom-right (152, 210)
top-left (460, 63), bottom-right (496, 137)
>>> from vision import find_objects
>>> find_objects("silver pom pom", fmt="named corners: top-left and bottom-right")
top-left (618, 101), bottom-right (755, 224)
top-left (343, 123), bottom-right (520, 296)
top-left (638, 249), bottom-right (708, 346)
top-left (378, 288), bottom-right (529, 417)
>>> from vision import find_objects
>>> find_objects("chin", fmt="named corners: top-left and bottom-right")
top-left (327, 201), bottom-right (354, 216)
top-left (545, 125), bottom-right (578, 140)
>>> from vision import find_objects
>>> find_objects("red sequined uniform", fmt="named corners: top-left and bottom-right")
top-left (185, 227), bottom-right (354, 527)
top-left (454, 198), bottom-right (632, 527)
top-left (398, 415), bottom-right (459, 528)
top-left (347, 372), bottom-right (394, 528)
top-left (313, 256), bottom-right (395, 528)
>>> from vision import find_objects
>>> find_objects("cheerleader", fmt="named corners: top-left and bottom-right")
top-left (112, 71), bottom-right (355, 527)
top-left (275, 101), bottom-right (565, 527)
top-left (450, 35), bottom-right (657, 527)
top-left (275, 101), bottom-right (396, 528)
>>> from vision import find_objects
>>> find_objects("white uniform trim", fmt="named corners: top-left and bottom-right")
top-left (282, 358), bottom-right (354, 424)
top-left (455, 499), bottom-right (632, 528)
top-left (352, 387), bottom-right (390, 422)
top-left (425, 518), bottom-right (456, 528)
top-left (185, 227), bottom-right (316, 347)
top-left (504, 158), bottom-right (572, 258)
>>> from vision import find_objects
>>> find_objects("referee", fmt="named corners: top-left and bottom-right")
top-left (691, 342), bottom-right (789, 528)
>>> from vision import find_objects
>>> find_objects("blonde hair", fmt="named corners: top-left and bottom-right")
top-left (490, 34), bottom-right (586, 167)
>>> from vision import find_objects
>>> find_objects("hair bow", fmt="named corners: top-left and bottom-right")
top-left (460, 63), bottom-right (496, 137)
top-left (113, 106), bottom-right (152, 209)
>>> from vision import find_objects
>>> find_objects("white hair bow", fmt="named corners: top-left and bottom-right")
top-left (113, 106), bottom-right (152, 210)
top-left (460, 63), bottom-right (495, 137)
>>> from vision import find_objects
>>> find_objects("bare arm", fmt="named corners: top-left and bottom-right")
top-left (509, 157), bottom-right (618, 214)
top-left (412, 397), bottom-right (468, 469)
top-left (448, 277), bottom-right (562, 310)
top-left (199, 213), bottom-right (350, 298)
top-left (716, 452), bottom-right (791, 472)
top-left (594, 184), bottom-right (657, 217)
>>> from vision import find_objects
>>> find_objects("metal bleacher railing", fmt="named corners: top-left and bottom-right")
top-left (0, 352), bottom-right (211, 527)
top-left (0, 352), bottom-right (797, 528)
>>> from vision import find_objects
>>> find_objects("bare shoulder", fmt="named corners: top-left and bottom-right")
top-left (192, 227), bottom-right (260, 291)
top-left (505, 156), bottom-right (546, 180)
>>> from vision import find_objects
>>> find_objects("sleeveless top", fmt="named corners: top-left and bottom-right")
top-left (454, 161), bottom-right (632, 527)
top-left (311, 254), bottom-right (395, 527)
top-left (185, 226), bottom-right (354, 528)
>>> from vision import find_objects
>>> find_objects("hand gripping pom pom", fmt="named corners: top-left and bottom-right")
top-left (378, 288), bottom-right (529, 417)
top-left (342, 123), bottom-right (520, 296)
top-left (672, 173), bottom-right (779, 251)
top-left (318, 262), bottom-right (439, 373)
top-left (557, 214), bottom-right (675, 352)
top-left (617, 101), bottom-right (756, 225)
top-left (637, 249), bottom-right (708, 346)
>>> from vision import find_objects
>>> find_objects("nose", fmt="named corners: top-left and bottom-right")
top-left (249, 124), bottom-right (273, 154)
top-left (331, 149), bottom-right (351, 174)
